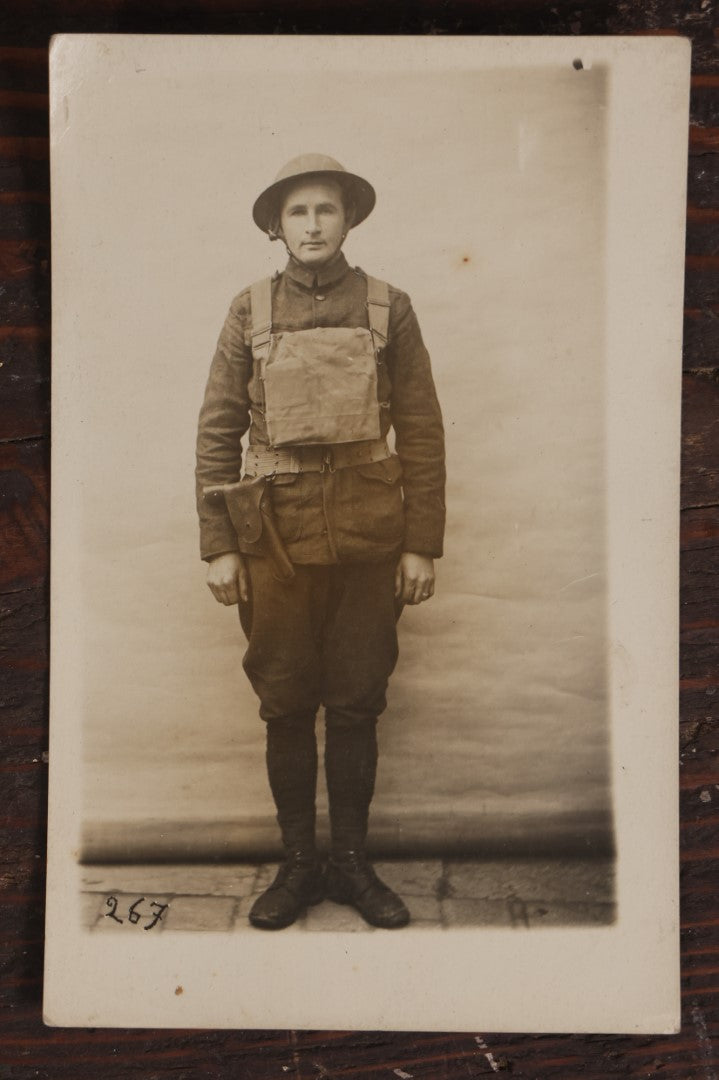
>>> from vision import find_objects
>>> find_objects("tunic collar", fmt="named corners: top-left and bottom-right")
top-left (283, 251), bottom-right (351, 290)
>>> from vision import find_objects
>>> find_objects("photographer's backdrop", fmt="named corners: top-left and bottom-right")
top-left (56, 39), bottom-right (612, 860)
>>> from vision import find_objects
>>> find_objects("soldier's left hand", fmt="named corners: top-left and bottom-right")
top-left (395, 553), bottom-right (435, 605)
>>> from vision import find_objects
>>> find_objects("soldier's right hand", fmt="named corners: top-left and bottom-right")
top-left (206, 552), bottom-right (248, 605)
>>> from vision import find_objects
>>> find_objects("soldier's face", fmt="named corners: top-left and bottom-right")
top-left (279, 180), bottom-right (348, 269)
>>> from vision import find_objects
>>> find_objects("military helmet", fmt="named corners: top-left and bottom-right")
top-left (252, 154), bottom-right (376, 234)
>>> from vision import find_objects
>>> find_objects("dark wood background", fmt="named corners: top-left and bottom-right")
top-left (1, 2), bottom-right (717, 1076)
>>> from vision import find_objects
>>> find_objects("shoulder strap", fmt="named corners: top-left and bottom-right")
top-left (366, 275), bottom-right (390, 352)
top-left (250, 276), bottom-right (273, 361)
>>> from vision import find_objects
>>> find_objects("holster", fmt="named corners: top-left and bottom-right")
top-left (202, 476), bottom-right (295, 583)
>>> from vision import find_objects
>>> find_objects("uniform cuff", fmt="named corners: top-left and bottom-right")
top-left (202, 548), bottom-right (241, 564)
top-left (200, 522), bottom-right (240, 562)
top-left (403, 522), bottom-right (444, 560)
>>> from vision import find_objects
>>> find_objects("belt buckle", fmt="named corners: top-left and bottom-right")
top-left (321, 448), bottom-right (335, 474)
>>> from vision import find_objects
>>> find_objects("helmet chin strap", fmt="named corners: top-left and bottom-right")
top-left (266, 230), bottom-right (293, 261)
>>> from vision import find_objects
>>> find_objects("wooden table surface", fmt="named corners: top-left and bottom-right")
top-left (1, 3), bottom-right (717, 1077)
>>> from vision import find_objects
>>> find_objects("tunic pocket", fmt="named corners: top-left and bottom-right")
top-left (355, 456), bottom-right (403, 486)
top-left (346, 455), bottom-right (405, 546)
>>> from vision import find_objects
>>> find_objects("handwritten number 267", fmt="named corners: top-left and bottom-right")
top-left (104, 896), bottom-right (168, 930)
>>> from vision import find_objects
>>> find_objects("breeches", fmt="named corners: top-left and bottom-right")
top-left (239, 558), bottom-right (400, 724)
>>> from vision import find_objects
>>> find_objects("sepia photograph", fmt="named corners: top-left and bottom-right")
top-left (44, 34), bottom-right (688, 1032)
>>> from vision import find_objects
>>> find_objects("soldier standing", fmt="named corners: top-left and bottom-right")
top-left (196, 155), bottom-right (445, 930)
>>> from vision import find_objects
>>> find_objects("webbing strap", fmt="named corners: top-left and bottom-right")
top-left (252, 273), bottom-right (390, 355)
top-left (250, 276), bottom-right (273, 360)
top-left (366, 275), bottom-right (390, 351)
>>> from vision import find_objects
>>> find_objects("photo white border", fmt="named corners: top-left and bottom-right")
top-left (44, 34), bottom-right (688, 1033)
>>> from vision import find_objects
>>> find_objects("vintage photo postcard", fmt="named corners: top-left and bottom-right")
top-left (44, 35), bottom-right (689, 1032)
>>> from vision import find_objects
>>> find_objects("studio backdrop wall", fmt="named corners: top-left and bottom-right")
top-left (52, 38), bottom-right (612, 861)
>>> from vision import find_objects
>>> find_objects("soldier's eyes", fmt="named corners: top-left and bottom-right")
top-left (285, 204), bottom-right (339, 217)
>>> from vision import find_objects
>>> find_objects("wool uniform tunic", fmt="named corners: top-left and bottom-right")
top-left (196, 252), bottom-right (446, 724)
top-left (196, 253), bottom-right (446, 567)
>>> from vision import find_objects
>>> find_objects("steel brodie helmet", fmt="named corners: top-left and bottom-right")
top-left (252, 154), bottom-right (376, 235)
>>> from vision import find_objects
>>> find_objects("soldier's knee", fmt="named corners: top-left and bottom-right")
top-left (324, 708), bottom-right (378, 731)
top-left (264, 710), bottom-right (317, 734)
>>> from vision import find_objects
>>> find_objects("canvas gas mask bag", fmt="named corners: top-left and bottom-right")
top-left (250, 275), bottom-right (390, 448)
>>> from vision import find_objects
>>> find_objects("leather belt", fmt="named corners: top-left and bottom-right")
top-left (244, 438), bottom-right (392, 476)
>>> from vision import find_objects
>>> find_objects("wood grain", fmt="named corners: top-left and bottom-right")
top-left (0, 3), bottom-right (717, 1077)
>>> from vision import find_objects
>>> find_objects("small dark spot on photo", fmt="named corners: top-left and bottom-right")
top-left (175, 985), bottom-right (183, 996)
top-left (573, 58), bottom-right (584, 71)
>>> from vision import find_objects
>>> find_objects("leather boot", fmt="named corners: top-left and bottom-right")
top-left (325, 851), bottom-right (410, 929)
top-left (249, 851), bottom-right (324, 930)
top-left (250, 713), bottom-right (322, 930)
top-left (324, 714), bottom-right (378, 854)
top-left (324, 714), bottom-right (409, 928)
top-left (265, 713), bottom-right (319, 852)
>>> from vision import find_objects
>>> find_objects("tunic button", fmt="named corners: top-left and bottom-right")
top-left (315, 294), bottom-right (325, 301)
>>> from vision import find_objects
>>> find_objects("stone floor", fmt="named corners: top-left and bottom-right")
top-left (82, 856), bottom-right (615, 933)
